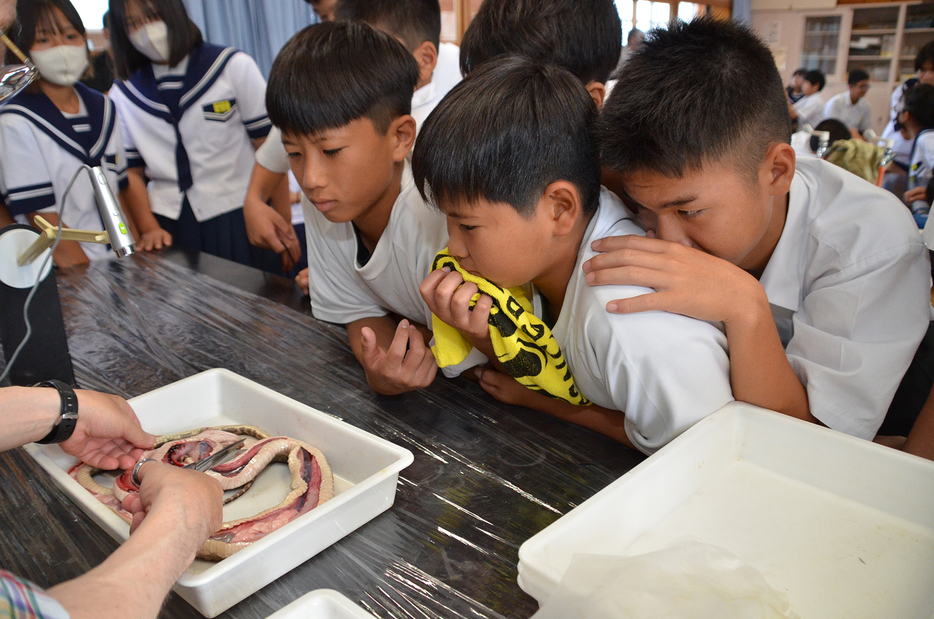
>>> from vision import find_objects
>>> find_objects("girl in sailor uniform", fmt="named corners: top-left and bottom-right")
top-left (0, 0), bottom-right (129, 266)
top-left (107, 0), bottom-right (273, 267)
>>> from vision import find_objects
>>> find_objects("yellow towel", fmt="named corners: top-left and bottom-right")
top-left (430, 250), bottom-right (590, 406)
top-left (825, 139), bottom-right (886, 184)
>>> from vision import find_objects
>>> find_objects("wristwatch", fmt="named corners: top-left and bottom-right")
top-left (33, 380), bottom-right (79, 444)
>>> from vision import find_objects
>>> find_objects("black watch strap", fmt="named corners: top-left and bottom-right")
top-left (34, 380), bottom-right (79, 444)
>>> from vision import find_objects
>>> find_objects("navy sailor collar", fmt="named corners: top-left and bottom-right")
top-left (114, 42), bottom-right (236, 122)
top-left (0, 82), bottom-right (115, 166)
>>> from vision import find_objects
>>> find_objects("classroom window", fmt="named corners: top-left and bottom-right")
top-left (635, 1), bottom-right (671, 32)
top-left (678, 3), bottom-right (702, 22)
top-left (617, 0), bottom-right (635, 43)
top-left (71, 0), bottom-right (108, 31)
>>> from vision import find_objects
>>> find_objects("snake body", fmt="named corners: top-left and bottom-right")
top-left (68, 425), bottom-right (334, 561)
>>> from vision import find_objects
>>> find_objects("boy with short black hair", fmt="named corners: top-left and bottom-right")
top-left (266, 21), bottom-right (447, 394)
top-left (823, 68), bottom-right (872, 136)
top-left (415, 56), bottom-right (733, 453)
top-left (588, 17), bottom-right (931, 440)
top-left (790, 68), bottom-right (826, 129)
top-left (900, 83), bottom-right (934, 219)
top-left (458, 0), bottom-right (621, 106)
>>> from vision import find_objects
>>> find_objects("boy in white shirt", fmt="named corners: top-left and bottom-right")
top-left (415, 56), bottom-right (733, 453)
top-left (789, 69), bottom-right (826, 129)
top-left (588, 18), bottom-right (932, 440)
top-left (243, 0), bottom-right (461, 274)
top-left (822, 68), bottom-right (873, 136)
top-left (266, 21), bottom-right (447, 395)
top-left (899, 84), bottom-right (934, 222)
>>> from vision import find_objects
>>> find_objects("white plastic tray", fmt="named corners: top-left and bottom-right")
top-left (25, 369), bottom-right (414, 617)
top-left (518, 402), bottom-right (934, 619)
top-left (267, 590), bottom-right (375, 619)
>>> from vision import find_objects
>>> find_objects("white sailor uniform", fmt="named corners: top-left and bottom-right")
top-left (108, 43), bottom-right (272, 266)
top-left (0, 83), bottom-right (127, 261)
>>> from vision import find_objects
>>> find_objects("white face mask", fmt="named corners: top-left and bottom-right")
top-left (30, 44), bottom-right (89, 86)
top-left (128, 20), bottom-right (170, 63)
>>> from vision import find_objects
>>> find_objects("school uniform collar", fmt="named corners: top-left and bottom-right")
top-left (114, 42), bottom-right (236, 120)
top-left (0, 82), bottom-right (115, 166)
top-left (759, 164), bottom-right (811, 313)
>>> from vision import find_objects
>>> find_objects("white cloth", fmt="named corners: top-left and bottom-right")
top-left (822, 92), bottom-right (873, 134)
top-left (882, 83), bottom-right (913, 166)
top-left (301, 162), bottom-right (447, 326)
top-left (255, 125), bottom-right (289, 174)
top-left (553, 189), bottom-right (734, 455)
top-left (0, 87), bottom-right (125, 261)
top-left (109, 47), bottom-right (270, 222)
top-left (908, 129), bottom-right (934, 194)
top-left (793, 92), bottom-right (824, 129)
top-left (760, 157), bottom-right (932, 439)
top-left (410, 42), bottom-right (461, 130)
top-left (790, 130), bottom-right (817, 158)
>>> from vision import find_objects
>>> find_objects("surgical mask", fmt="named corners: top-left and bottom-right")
top-left (29, 44), bottom-right (89, 86)
top-left (129, 20), bottom-right (170, 63)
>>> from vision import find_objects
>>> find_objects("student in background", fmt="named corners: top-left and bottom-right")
top-left (786, 67), bottom-right (806, 104)
top-left (81, 11), bottom-right (115, 93)
top-left (459, 0), bottom-right (621, 108)
top-left (899, 83), bottom-right (934, 224)
top-left (614, 28), bottom-right (644, 75)
top-left (588, 18), bottom-right (931, 441)
top-left (822, 68), bottom-right (872, 138)
top-left (0, 0), bottom-right (130, 267)
top-left (108, 0), bottom-right (273, 267)
top-left (883, 42), bottom-right (934, 179)
top-left (266, 22), bottom-right (447, 395)
top-left (416, 57), bottom-right (732, 452)
top-left (789, 68), bottom-right (825, 129)
top-left (244, 0), bottom-right (459, 278)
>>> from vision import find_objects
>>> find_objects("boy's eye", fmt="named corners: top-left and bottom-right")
top-left (322, 148), bottom-right (342, 157)
top-left (459, 224), bottom-right (476, 231)
top-left (678, 209), bottom-right (702, 219)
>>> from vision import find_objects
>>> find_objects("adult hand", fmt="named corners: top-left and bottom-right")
top-left (60, 390), bottom-right (155, 470)
top-left (419, 267), bottom-right (493, 343)
top-left (137, 227), bottom-right (173, 251)
top-left (582, 234), bottom-right (763, 326)
top-left (122, 460), bottom-right (222, 539)
top-left (359, 320), bottom-right (438, 395)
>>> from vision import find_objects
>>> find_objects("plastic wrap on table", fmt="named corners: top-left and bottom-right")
top-left (2, 252), bottom-right (644, 619)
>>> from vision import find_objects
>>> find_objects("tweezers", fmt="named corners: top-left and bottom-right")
top-left (183, 438), bottom-right (245, 472)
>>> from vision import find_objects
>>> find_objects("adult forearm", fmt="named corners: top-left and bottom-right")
top-left (0, 386), bottom-right (62, 451)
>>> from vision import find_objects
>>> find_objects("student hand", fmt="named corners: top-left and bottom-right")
top-left (60, 390), bottom-right (156, 470)
top-left (472, 365), bottom-right (542, 408)
top-left (419, 267), bottom-right (494, 345)
top-left (244, 201), bottom-right (301, 268)
top-left (122, 461), bottom-right (223, 539)
top-left (582, 234), bottom-right (766, 326)
top-left (138, 227), bottom-right (172, 251)
top-left (359, 319), bottom-right (438, 395)
top-left (295, 268), bottom-right (310, 296)
top-left (904, 187), bottom-right (928, 203)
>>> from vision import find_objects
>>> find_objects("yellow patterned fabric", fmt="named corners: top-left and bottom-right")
top-left (825, 139), bottom-right (886, 184)
top-left (430, 250), bottom-right (590, 406)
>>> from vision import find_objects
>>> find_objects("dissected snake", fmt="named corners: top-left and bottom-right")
top-left (68, 424), bottom-right (335, 561)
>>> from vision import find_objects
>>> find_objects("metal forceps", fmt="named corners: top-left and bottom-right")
top-left (184, 439), bottom-right (246, 472)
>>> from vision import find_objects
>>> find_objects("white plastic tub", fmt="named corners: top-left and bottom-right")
top-left (517, 402), bottom-right (934, 619)
top-left (267, 590), bottom-right (375, 619)
top-left (26, 369), bottom-right (414, 618)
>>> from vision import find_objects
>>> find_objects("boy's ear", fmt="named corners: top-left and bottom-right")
top-left (389, 114), bottom-right (417, 162)
top-left (412, 41), bottom-right (439, 90)
top-left (584, 81), bottom-right (606, 109)
top-left (762, 142), bottom-right (796, 197)
top-left (542, 181), bottom-right (583, 236)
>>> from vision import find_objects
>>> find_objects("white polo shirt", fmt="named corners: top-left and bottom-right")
top-left (109, 44), bottom-right (271, 222)
top-left (793, 92), bottom-right (825, 129)
top-left (411, 42), bottom-right (461, 130)
top-left (760, 157), bottom-right (932, 439)
top-left (301, 162), bottom-right (447, 326)
top-left (554, 188), bottom-right (734, 454)
top-left (822, 91), bottom-right (873, 134)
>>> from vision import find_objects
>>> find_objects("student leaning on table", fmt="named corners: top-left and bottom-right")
top-left (0, 384), bottom-right (222, 619)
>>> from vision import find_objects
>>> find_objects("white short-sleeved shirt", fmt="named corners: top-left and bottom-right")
top-left (794, 92), bottom-right (825, 129)
top-left (909, 129), bottom-right (934, 191)
top-left (109, 44), bottom-right (271, 222)
top-left (0, 84), bottom-right (127, 260)
top-left (411, 42), bottom-right (461, 130)
top-left (301, 162), bottom-right (447, 326)
top-left (882, 82), bottom-right (913, 166)
top-left (760, 157), bottom-right (932, 439)
top-left (553, 189), bottom-right (734, 455)
top-left (822, 91), bottom-right (873, 134)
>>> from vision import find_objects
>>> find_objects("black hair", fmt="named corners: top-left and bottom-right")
top-left (108, 0), bottom-right (203, 80)
top-left (847, 68), bottom-right (869, 86)
top-left (599, 17), bottom-right (790, 181)
top-left (335, 0), bottom-right (440, 51)
top-left (102, 11), bottom-right (110, 30)
top-left (809, 118), bottom-right (850, 153)
top-left (916, 40), bottom-right (934, 72)
top-left (803, 69), bottom-right (825, 91)
top-left (413, 55), bottom-right (601, 218)
top-left (792, 68), bottom-right (806, 77)
top-left (267, 21), bottom-right (418, 137)
top-left (9, 0), bottom-right (85, 65)
top-left (904, 83), bottom-right (934, 129)
top-left (459, 0), bottom-right (621, 85)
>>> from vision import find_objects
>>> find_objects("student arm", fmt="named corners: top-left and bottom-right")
top-left (124, 168), bottom-right (172, 251)
top-left (242, 161), bottom-right (300, 269)
top-left (347, 315), bottom-right (438, 395)
top-left (0, 202), bottom-right (13, 227)
top-left (25, 211), bottom-right (90, 268)
top-left (47, 462), bottom-right (222, 619)
top-left (903, 383), bottom-right (934, 460)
